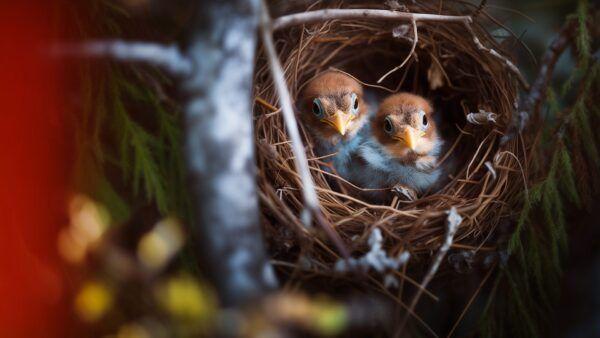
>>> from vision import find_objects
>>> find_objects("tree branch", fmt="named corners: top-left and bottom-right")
top-left (183, 0), bottom-right (277, 306)
top-left (272, 8), bottom-right (472, 31)
top-left (501, 20), bottom-right (577, 144)
top-left (522, 20), bottom-right (577, 122)
top-left (463, 22), bottom-right (530, 90)
top-left (395, 207), bottom-right (462, 337)
top-left (260, 0), bottom-right (349, 259)
top-left (56, 40), bottom-right (193, 76)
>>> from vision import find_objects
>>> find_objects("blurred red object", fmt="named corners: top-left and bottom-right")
top-left (0, 2), bottom-right (73, 337)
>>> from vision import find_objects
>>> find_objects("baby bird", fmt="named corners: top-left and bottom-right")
top-left (298, 71), bottom-right (370, 180)
top-left (351, 93), bottom-right (445, 202)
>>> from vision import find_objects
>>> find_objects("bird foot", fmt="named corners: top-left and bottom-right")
top-left (391, 184), bottom-right (418, 201)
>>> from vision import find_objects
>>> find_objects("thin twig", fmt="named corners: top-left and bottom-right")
top-left (271, 8), bottom-right (527, 89)
top-left (272, 8), bottom-right (472, 31)
top-left (501, 19), bottom-right (577, 143)
top-left (395, 207), bottom-right (463, 337)
top-left (472, 0), bottom-right (488, 18)
top-left (377, 19), bottom-right (418, 83)
top-left (54, 40), bottom-right (193, 76)
top-left (463, 22), bottom-right (529, 90)
top-left (522, 20), bottom-right (576, 123)
top-left (446, 264), bottom-right (496, 338)
top-left (260, 2), bottom-right (318, 219)
top-left (259, 0), bottom-right (349, 258)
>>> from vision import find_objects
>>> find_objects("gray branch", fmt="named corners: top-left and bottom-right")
top-left (463, 22), bottom-right (529, 90)
top-left (272, 8), bottom-right (472, 31)
top-left (395, 207), bottom-right (462, 336)
top-left (183, 0), bottom-right (277, 306)
top-left (501, 20), bottom-right (577, 144)
top-left (521, 20), bottom-right (576, 123)
top-left (56, 40), bottom-right (193, 76)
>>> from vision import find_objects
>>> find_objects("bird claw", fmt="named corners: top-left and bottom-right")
top-left (391, 184), bottom-right (417, 201)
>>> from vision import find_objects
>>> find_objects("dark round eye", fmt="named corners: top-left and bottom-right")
top-left (383, 116), bottom-right (394, 135)
top-left (312, 99), bottom-right (324, 118)
top-left (422, 114), bottom-right (428, 126)
top-left (350, 93), bottom-right (359, 115)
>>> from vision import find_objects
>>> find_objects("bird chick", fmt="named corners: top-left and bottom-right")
top-left (299, 71), bottom-right (369, 142)
top-left (372, 93), bottom-right (441, 171)
top-left (353, 93), bottom-right (445, 201)
top-left (298, 71), bottom-right (370, 179)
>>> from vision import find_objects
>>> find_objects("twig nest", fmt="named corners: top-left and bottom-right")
top-left (253, 2), bottom-right (522, 285)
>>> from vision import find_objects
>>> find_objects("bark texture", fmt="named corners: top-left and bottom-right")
top-left (183, 0), bottom-right (277, 306)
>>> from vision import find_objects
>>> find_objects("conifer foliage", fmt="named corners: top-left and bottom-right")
top-left (480, 1), bottom-right (598, 336)
top-left (72, 1), bottom-right (188, 222)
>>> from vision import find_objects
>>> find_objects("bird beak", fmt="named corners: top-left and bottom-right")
top-left (393, 127), bottom-right (425, 150)
top-left (323, 110), bottom-right (354, 136)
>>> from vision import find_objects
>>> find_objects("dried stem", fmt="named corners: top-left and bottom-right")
top-left (472, 0), bottom-right (488, 18)
top-left (272, 8), bottom-right (472, 31)
top-left (271, 8), bottom-right (527, 89)
top-left (522, 20), bottom-right (576, 123)
top-left (446, 263), bottom-right (496, 337)
top-left (463, 22), bottom-right (529, 90)
top-left (55, 40), bottom-right (193, 76)
top-left (501, 19), bottom-right (577, 143)
top-left (259, 0), bottom-right (349, 258)
top-left (377, 19), bottom-right (418, 83)
top-left (395, 207), bottom-right (462, 336)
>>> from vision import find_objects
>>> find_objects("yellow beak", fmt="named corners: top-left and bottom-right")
top-left (322, 111), bottom-right (354, 136)
top-left (394, 127), bottom-right (425, 150)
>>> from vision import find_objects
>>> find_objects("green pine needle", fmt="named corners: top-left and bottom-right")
top-left (558, 146), bottom-right (581, 206)
top-left (573, 99), bottom-right (600, 167)
top-left (576, 0), bottom-right (591, 70)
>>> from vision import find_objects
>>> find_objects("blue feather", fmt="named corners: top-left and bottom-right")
top-left (346, 121), bottom-right (445, 202)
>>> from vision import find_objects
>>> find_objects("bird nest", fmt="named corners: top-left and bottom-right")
top-left (253, 1), bottom-right (523, 285)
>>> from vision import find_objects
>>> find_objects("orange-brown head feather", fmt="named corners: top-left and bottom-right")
top-left (372, 93), bottom-right (439, 161)
top-left (298, 71), bottom-right (368, 143)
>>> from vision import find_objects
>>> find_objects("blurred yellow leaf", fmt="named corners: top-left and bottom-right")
top-left (264, 293), bottom-right (348, 336)
top-left (59, 194), bottom-right (110, 264)
top-left (74, 280), bottom-right (113, 323)
top-left (155, 274), bottom-right (216, 324)
top-left (116, 323), bottom-right (151, 338)
top-left (69, 194), bottom-right (110, 243)
top-left (137, 217), bottom-right (184, 271)
top-left (57, 227), bottom-right (87, 264)
top-left (314, 303), bottom-right (347, 336)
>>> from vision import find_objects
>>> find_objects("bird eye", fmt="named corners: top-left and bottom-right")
top-left (351, 93), bottom-right (359, 114)
top-left (419, 109), bottom-right (428, 128)
top-left (312, 99), bottom-right (324, 118)
top-left (383, 116), bottom-right (394, 135)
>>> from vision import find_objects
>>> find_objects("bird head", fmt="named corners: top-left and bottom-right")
top-left (373, 93), bottom-right (439, 159)
top-left (299, 71), bottom-right (368, 141)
